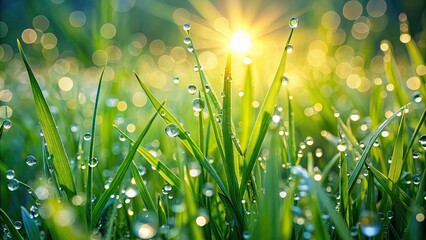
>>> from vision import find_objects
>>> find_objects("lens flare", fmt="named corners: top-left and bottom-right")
top-left (230, 30), bottom-right (252, 53)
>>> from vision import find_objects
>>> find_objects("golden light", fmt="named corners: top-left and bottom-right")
top-left (230, 30), bottom-right (252, 53)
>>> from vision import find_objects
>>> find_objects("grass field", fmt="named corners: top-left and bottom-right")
top-left (0, 1), bottom-right (425, 239)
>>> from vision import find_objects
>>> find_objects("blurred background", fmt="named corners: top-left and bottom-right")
top-left (0, 0), bottom-right (425, 218)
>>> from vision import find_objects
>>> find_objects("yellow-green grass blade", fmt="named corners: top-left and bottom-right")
top-left (286, 89), bottom-right (297, 166)
top-left (131, 162), bottom-right (157, 213)
top-left (309, 193), bottom-right (330, 240)
top-left (134, 73), bottom-right (230, 200)
top-left (339, 151), bottom-right (350, 225)
top-left (21, 206), bottom-right (41, 240)
top-left (388, 114), bottom-right (405, 182)
top-left (240, 63), bottom-right (254, 151)
top-left (403, 109), bottom-right (426, 164)
top-left (17, 40), bottom-right (75, 194)
top-left (336, 116), bottom-right (363, 155)
top-left (405, 39), bottom-right (426, 99)
top-left (91, 111), bottom-right (157, 227)
top-left (281, 183), bottom-right (295, 239)
top-left (383, 41), bottom-right (409, 107)
top-left (348, 104), bottom-right (408, 193)
top-left (320, 153), bottom-right (339, 184)
top-left (0, 208), bottom-right (24, 240)
top-left (86, 67), bottom-right (105, 229)
top-left (240, 29), bottom-right (294, 196)
top-left (116, 127), bottom-right (182, 191)
top-left (403, 169), bottom-right (426, 239)
top-left (312, 181), bottom-right (351, 239)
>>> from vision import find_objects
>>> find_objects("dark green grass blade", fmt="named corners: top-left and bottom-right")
top-left (312, 181), bottom-right (351, 239)
top-left (348, 104), bottom-right (409, 193)
top-left (0, 122), bottom-right (4, 140)
top-left (116, 127), bottom-right (182, 190)
top-left (0, 208), bottom-right (24, 240)
top-left (91, 111), bottom-right (157, 227)
top-left (134, 73), bottom-right (230, 200)
top-left (403, 109), bottom-right (426, 163)
top-left (240, 30), bottom-right (294, 195)
top-left (21, 206), bottom-right (41, 240)
top-left (387, 114), bottom-right (405, 182)
top-left (86, 67), bottom-right (105, 229)
top-left (17, 40), bottom-right (75, 194)
top-left (310, 193), bottom-right (330, 240)
top-left (131, 163), bottom-right (157, 213)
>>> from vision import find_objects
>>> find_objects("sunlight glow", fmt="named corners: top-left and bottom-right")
top-left (230, 30), bottom-right (252, 53)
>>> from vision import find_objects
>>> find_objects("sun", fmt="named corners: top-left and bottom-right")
top-left (230, 30), bottom-right (252, 53)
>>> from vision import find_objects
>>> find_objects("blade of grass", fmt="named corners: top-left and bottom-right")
top-left (388, 114), bottom-right (405, 182)
top-left (240, 63), bottom-right (254, 151)
top-left (91, 111), bottom-right (158, 227)
top-left (312, 181), bottom-right (351, 239)
top-left (0, 208), bottom-right (24, 240)
top-left (404, 39), bottom-right (426, 99)
top-left (403, 109), bottom-right (426, 163)
top-left (281, 183), bottom-right (295, 240)
top-left (240, 29), bottom-right (294, 195)
top-left (17, 40), bottom-right (76, 194)
top-left (348, 104), bottom-right (409, 193)
top-left (131, 162), bottom-right (157, 213)
top-left (286, 89), bottom-right (297, 166)
top-left (86, 67), bottom-right (105, 230)
top-left (21, 206), bottom-right (41, 240)
top-left (134, 73), bottom-right (230, 200)
top-left (115, 126), bottom-right (182, 190)
top-left (339, 151), bottom-right (350, 225)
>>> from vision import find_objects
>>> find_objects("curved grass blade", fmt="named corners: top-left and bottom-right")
top-left (240, 29), bottom-right (295, 196)
top-left (91, 111), bottom-right (158, 227)
top-left (17, 40), bottom-right (76, 194)
top-left (134, 73), bottom-right (230, 200)
top-left (240, 63), bottom-right (254, 151)
top-left (86, 67), bottom-right (105, 230)
top-left (387, 114), bottom-right (405, 182)
top-left (348, 104), bottom-right (409, 193)
top-left (131, 162), bottom-right (157, 213)
top-left (404, 38), bottom-right (426, 99)
top-left (403, 109), bottom-right (426, 163)
top-left (21, 206), bottom-right (41, 240)
top-left (115, 126), bottom-right (182, 190)
top-left (0, 208), bottom-right (24, 240)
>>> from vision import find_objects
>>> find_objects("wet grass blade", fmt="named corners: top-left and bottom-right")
top-left (91, 111), bottom-right (157, 227)
top-left (21, 206), bottom-right (41, 240)
top-left (240, 63), bottom-right (254, 151)
top-left (281, 183), bottom-right (295, 239)
top-left (17, 40), bottom-right (76, 194)
top-left (403, 109), bottom-right (426, 163)
top-left (86, 67), bottom-right (105, 229)
top-left (388, 114), bottom-right (405, 182)
top-left (0, 208), bottom-right (24, 240)
top-left (131, 163), bottom-right (156, 213)
top-left (339, 151), bottom-right (349, 225)
top-left (240, 29), bottom-right (295, 195)
top-left (135, 73), bottom-right (230, 200)
top-left (116, 127), bottom-right (182, 191)
top-left (348, 104), bottom-right (409, 193)
top-left (312, 181), bottom-right (351, 239)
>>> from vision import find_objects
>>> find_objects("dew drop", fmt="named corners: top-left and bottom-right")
top-left (419, 135), bottom-right (426, 148)
top-left (25, 155), bottom-right (37, 166)
top-left (13, 221), bottom-right (22, 230)
top-left (88, 157), bottom-right (98, 168)
top-left (165, 123), bottom-right (180, 138)
top-left (350, 226), bottom-right (358, 236)
top-left (84, 133), bottom-right (91, 141)
top-left (2, 119), bottom-right (12, 130)
top-left (125, 186), bottom-right (139, 198)
top-left (202, 182), bottom-right (214, 197)
top-left (30, 205), bottom-right (39, 218)
top-left (119, 134), bottom-right (126, 142)
top-left (412, 150), bottom-right (420, 159)
top-left (289, 17), bottom-right (299, 28)
top-left (183, 37), bottom-right (191, 45)
top-left (187, 46), bottom-right (194, 52)
top-left (337, 140), bottom-right (347, 152)
top-left (188, 162), bottom-right (201, 177)
top-left (133, 211), bottom-right (159, 239)
top-left (412, 174), bottom-right (421, 185)
top-left (305, 136), bottom-right (314, 146)
top-left (285, 44), bottom-right (293, 53)
top-left (173, 76), bottom-right (179, 84)
top-left (162, 183), bottom-right (172, 194)
top-left (315, 148), bottom-right (323, 158)
top-left (281, 76), bottom-right (289, 86)
top-left (412, 92), bottom-right (422, 103)
top-left (187, 84), bottom-right (197, 95)
top-left (183, 23), bottom-right (191, 31)
top-left (192, 98), bottom-right (205, 112)
top-left (6, 169), bottom-right (15, 180)
top-left (8, 179), bottom-right (19, 191)
top-left (386, 210), bottom-right (394, 220)
top-left (193, 65), bottom-right (199, 72)
top-left (215, 114), bottom-right (222, 124)
top-left (359, 211), bottom-right (381, 237)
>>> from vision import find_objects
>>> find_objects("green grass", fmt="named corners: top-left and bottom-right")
top-left (1, 4), bottom-right (426, 240)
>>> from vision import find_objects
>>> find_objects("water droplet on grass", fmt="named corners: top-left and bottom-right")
top-left (84, 133), bottom-right (91, 141)
top-left (412, 92), bottom-right (422, 102)
top-left (192, 98), bottom-right (205, 112)
top-left (359, 211), bottom-right (381, 237)
top-left (419, 135), bottom-right (426, 148)
top-left (133, 211), bottom-right (159, 239)
top-left (187, 46), bottom-right (194, 52)
top-left (173, 76), bottom-right (179, 84)
top-left (285, 44), bottom-right (293, 53)
top-left (187, 84), bottom-right (197, 95)
top-left (183, 37), bottom-right (191, 45)
top-left (337, 140), bottom-right (347, 152)
top-left (8, 179), bottom-right (19, 191)
top-left (289, 17), bottom-right (299, 28)
top-left (13, 221), bottom-right (22, 230)
top-left (386, 210), bottom-right (394, 219)
top-left (26, 155), bottom-right (37, 166)
top-left (165, 124), bottom-right (180, 137)
top-left (215, 114), bottom-right (222, 124)
top-left (202, 183), bottom-right (214, 197)
top-left (88, 157), bottom-right (98, 167)
top-left (350, 226), bottom-right (358, 236)
top-left (2, 119), bottom-right (12, 130)
top-left (281, 76), bottom-right (289, 86)
top-left (183, 23), bottom-right (191, 31)
top-left (412, 174), bottom-right (421, 185)
top-left (189, 162), bottom-right (201, 177)
top-left (6, 169), bottom-right (15, 179)
top-left (305, 136), bottom-right (314, 145)
top-left (315, 148), bottom-right (323, 157)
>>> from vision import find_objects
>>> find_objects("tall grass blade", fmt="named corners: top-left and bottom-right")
top-left (21, 206), bottom-right (41, 240)
top-left (403, 109), bottom-right (426, 163)
top-left (339, 151), bottom-right (350, 225)
top-left (387, 114), bottom-right (405, 182)
top-left (131, 162), bottom-right (157, 213)
top-left (17, 40), bottom-right (76, 194)
top-left (0, 208), bottom-right (24, 240)
top-left (134, 73), bottom-right (230, 200)
top-left (240, 29), bottom-right (295, 195)
top-left (240, 63), bottom-right (253, 151)
top-left (348, 104), bottom-right (408, 193)
top-left (86, 67), bottom-right (105, 229)
top-left (91, 111), bottom-right (158, 227)
top-left (116, 127), bottom-right (182, 190)
top-left (281, 183), bottom-right (295, 239)
top-left (404, 39), bottom-right (426, 99)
